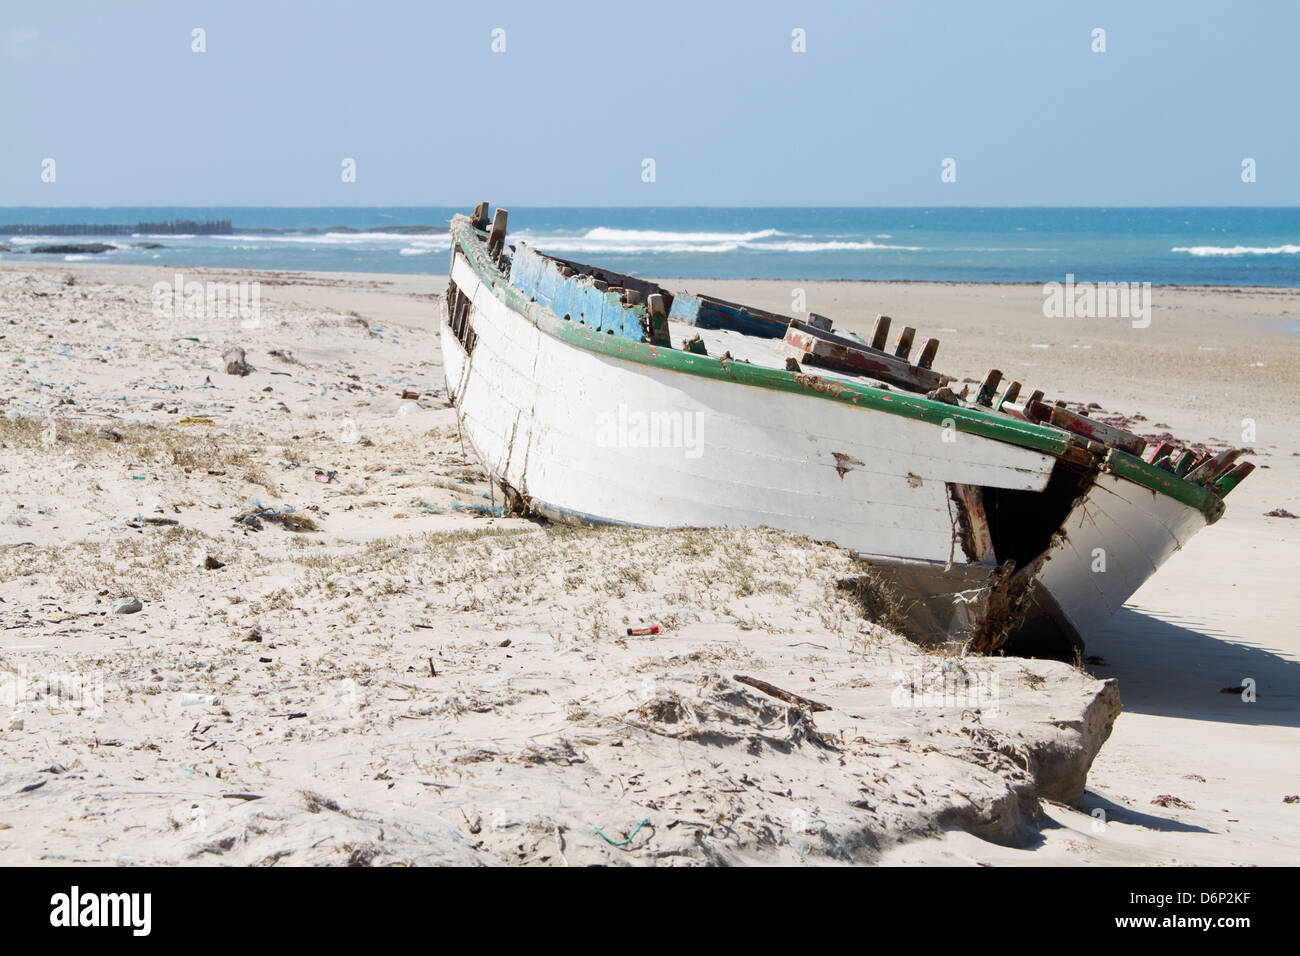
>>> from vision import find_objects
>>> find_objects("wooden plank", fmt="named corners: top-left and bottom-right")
top-left (783, 319), bottom-right (945, 392)
top-left (975, 369), bottom-right (1002, 407)
top-left (1187, 448), bottom-right (1241, 486)
top-left (951, 483), bottom-right (995, 563)
top-left (893, 326), bottom-right (916, 360)
top-left (1213, 461), bottom-right (1254, 496)
top-left (917, 338), bottom-right (940, 370)
top-left (1144, 441), bottom-right (1176, 464)
top-left (487, 207), bottom-right (508, 256)
top-left (869, 314), bottom-right (891, 351)
top-left (995, 380), bottom-right (1021, 412)
top-left (1026, 400), bottom-right (1146, 456)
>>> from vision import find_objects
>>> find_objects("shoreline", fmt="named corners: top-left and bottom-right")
top-left (4, 258), bottom-right (1300, 292)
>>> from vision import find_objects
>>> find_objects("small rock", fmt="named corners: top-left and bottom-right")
top-left (204, 555), bottom-right (226, 570)
top-left (112, 596), bottom-right (143, 614)
top-left (223, 346), bottom-right (251, 376)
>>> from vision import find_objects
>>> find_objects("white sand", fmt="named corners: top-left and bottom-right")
top-left (0, 262), bottom-right (1295, 865)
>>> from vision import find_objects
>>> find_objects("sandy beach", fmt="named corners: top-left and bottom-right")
top-left (1, 261), bottom-right (1296, 866)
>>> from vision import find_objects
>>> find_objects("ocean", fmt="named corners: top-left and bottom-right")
top-left (2, 206), bottom-right (1298, 286)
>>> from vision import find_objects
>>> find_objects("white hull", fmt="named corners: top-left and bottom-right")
top-left (1034, 473), bottom-right (1207, 637)
top-left (444, 252), bottom-right (1056, 564)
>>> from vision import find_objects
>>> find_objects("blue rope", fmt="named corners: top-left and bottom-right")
top-left (594, 818), bottom-right (650, 847)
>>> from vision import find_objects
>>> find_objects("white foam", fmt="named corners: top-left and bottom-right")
top-left (512, 229), bottom-right (924, 255)
top-left (1172, 243), bottom-right (1300, 257)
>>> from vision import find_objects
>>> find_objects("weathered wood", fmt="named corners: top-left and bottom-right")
top-left (783, 319), bottom-right (945, 393)
top-left (870, 314), bottom-right (892, 351)
top-left (916, 338), bottom-right (940, 370)
top-left (1025, 400), bottom-right (1146, 456)
top-left (472, 201), bottom-right (490, 229)
top-left (1172, 449), bottom-right (1196, 477)
top-left (487, 207), bottom-right (508, 256)
top-left (1144, 441), bottom-right (1176, 464)
top-left (996, 380), bottom-right (1021, 412)
top-left (733, 674), bottom-right (831, 712)
top-left (667, 291), bottom-right (789, 339)
top-left (975, 369), bottom-right (1002, 407)
top-left (1213, 461), bottom-right (1254, 496)
top-left (808, 312), bottom-right (833, 331)
top-left (1188, 448), bottom-right (1241, 486)
top-left (893, 326), bottom-right (916, 360)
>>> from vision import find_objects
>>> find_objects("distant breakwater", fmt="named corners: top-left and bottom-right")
top-left (0, 220), bottom-right (233, 236)
top-left (0, 221), bottom-right (447, 237)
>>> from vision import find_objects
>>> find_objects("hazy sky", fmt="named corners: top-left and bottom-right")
top-left (2, 0), bottom-right (1296, 206)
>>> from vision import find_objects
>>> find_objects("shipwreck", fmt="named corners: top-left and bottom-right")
top-left (440, 203), bottom-right (1252, 657)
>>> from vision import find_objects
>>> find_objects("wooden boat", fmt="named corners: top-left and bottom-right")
top-left (440, 203), bottom-right (1252, 657)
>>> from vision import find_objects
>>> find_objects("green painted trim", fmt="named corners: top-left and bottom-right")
top-left (1107, 450), bottom-right (1224, 524)
top-left (451, 218), bottom-right (1225, 518)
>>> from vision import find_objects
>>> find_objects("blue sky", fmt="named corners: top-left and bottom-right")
top-left (2, 0), bottom-right (1296, 206)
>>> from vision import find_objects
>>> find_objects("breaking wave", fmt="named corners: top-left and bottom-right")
top-left (511, 227), bottom-right (923, 255)
top-left (1172, 243), bottom-right (1300, 257)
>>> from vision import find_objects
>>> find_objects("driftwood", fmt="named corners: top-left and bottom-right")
top-left (733, 674), bottom-right (831, 712)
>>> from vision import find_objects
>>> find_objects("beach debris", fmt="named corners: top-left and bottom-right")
top-left (626, 625), bottom-right (659, 636)
top-left (1183, 774), bottom-right (1207, 782)
top-left (233, 506), bottom-right (319, 532)
top-left (594, 817), bottom-right (651, 849)
top-left (1150, 794), bottom-right (1193, 809)
top-left (400, 389), bottom-right (420, 400)
top-left (733, 674), bottom-right (831, 713)
top-left (180, 693), bottom-right (220, 707)
top-left (268, 349), bottom-right (299, 364)
top-left (203, 555), bottom-right (225, 570)
top-left (111, 596), bottom-right (143, 614)
top-left (223, 346), bottom-right (251, 376)
top-left (397, 401), bottom-right (420, 416)
top-left (96, 427), bottom-right (123, 442)
top-left (243, 628), bottom-right (263, 642)
top-left (1263, 508), bottom-right (1298, 518)
top-left (178, 416), bottom-right (214, 426)
top-left (1284, 795), bottom-right (1299, 804)
top-left (313, 469), bottom-right (336, 483)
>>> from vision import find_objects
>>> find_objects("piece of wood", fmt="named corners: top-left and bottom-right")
top-left (1188, 448), bottom-right (1241, 486)
top-left (733, 674), bottom-right (831, 712)
top-left (869, 314), bottom-right (892, 351)
top-left (487, 207), bottom-right (508, 256)
top-left (1213, 461), bottom-right (1254, 496)
top-left (1026, 400), bottom-right (1146, 456)
top-left (996, 380), bottom-right (1021, 411)
top-left (1144, 441), bottom-right (1176, 464)
top-left (893, 326), bottom-right (916, 359)
top-left (975, 369), bottom-right (1002, 407)
top-left (916, 338), bottom-right (940, 369)
top-left (784, 320), bottom-right (945, 393)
